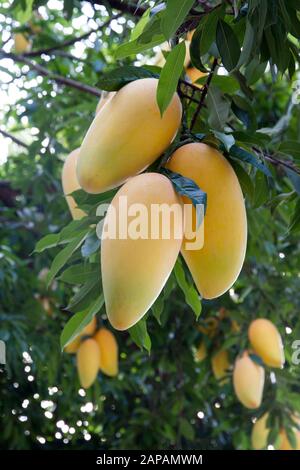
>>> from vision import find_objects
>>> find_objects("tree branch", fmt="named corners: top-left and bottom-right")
top-left (0, 50), bottom-right (102, 97)
top-left (190, 58), bottom-right (218, 131)
top-left (23, 14), bottom-right (121, 58)
top-left (0, 128), bottom-right (29, 148)
top-left (84, 0), bottom-right (147, 16)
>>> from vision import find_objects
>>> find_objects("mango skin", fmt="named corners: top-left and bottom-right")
top-left (64, 317), bottom-right (97, 354)
top-left (95, 91), bottom-right (116, 115)
top-left (101, 173), bottom-right (183, 330)
top-left (76, 338), bottom-right (100, 389)
top-left (211, 349), bottom-right (230, 383)
top-left (77, 78), bottom-right (182, 194)
top-left (248, 318), bottom-right (285, 368)
top-left (186, 67), bottom-right (206, 87)
top-left (233, 351), bottom-right (265, 409)
top-left (279, 429), bottom-right (300, 450)
top-left (251, 413), bottom-right (270, 450)
top-left (166, 143), bottom-right (247, 299)
top-left (94, 328), bottom-right (118, 377)
top-left (195, 341), bottom-right (207, 362)
top-left (14, 33), bottom-right (31, 53)
top-left (62, 148), bottom-right (86, 220)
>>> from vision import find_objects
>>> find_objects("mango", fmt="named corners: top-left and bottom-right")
top-left (101, 173), bottom-right (183, 330)
top-left (248, 318), bottom-right (285, 368)
top-left (186, 67), bottom-right (206, 87)
top-left (94, 328), bottom-right (118, 376)
top-left (96, 91), bottom-right (116, 114)
top-left (64, 317), bottom-right (97, 354)
top-left (251, 413), bottom-right (270, 450)
top-left (76, 338), bottom-right (99, 389)
top-left (14, 33), bottom-right (31, 53)
top-left (195, 341), bottom-right (207, 362)
top-left (279, 429), bottom-right (300, 450)
top-left (62, 148), bottom-right (86, 220)
top-left (166, 143), bottom-right (247, 299)
top-left (233, 351), bottom-right (265, 409)
top-left (211, 349), bottom-right (230, 383)
top-left (77, 78), bottom-right (182, 194)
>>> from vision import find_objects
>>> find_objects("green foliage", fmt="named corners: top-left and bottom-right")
top-left (0, 0), bottom-right (300, 452)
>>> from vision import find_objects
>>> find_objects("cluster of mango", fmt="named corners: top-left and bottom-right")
top-left (62, 77), bottom-right (247, 333)
top-left (65, 317), bottom-right (118, 389)
top-left (196, 314), bottom-right (298, 449)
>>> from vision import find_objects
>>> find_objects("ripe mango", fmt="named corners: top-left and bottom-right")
top-left (195, 341), bottom-right (207, 362)
top-left (251, 413), bottom-right (270, 450)
top-left (76, 338), bottom-right (99, 389)
top-left (186, 67), bottom-right (206, 87)
top-left (233, 351), bottom-right (265, 409)
top-left (64, 317), bottom-right (97, 354)
top-left (62, 148), bottom-right (86, 220)
top-left (101, 173), bottom-right (183, 330)
top-left (166, 143), bottom-right (247, 299)
top-left (279, 428), bottom-right (300, 450)
top-left (211, 349), bottom-right (230, 383)
top-left (248, 318), bottom-right (285, 368)
top-left (96, 91), bottom-right (116, 114)
top-left (77, 78), bottom-right (182, 194)
top-left (14, 33), bottom-right (31, 53)
top-left (94, 328), bottom-right (118, 376)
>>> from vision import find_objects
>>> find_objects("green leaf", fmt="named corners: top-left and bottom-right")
top-left (252, 171), bottom-right (270, 208)
top-left (161, 167), bottom-right (207, 221)
top-left (174, 258), bottom-right (202, 319)
top-left (216, 20), bottom-right (241, 72)
top-left (161, 0), bottom-right (194, 39)
top-left (151, 295), bottom-right (164, 325)
top-left (46, 230), bottom-right (89, 287)
top-left (286, 426), bottom-right (298, 449)
top-left (200, 5), bottom-right (225, 55)
top-left (34, 233), bottom-right (61, 253)
top-left (213, 131), bottom-right (235, 152)
top-left (278, 140), bottom-right (300, 161)
top-left (60, 295), bottom-right (104, 350)
top-left (14, 0), bottom-right (34, 23)
top-left (66, 279), bottom-right (99, 313)
top-left (285, 168), bottom-right (300, 195)
top-left (130, 7), bottom-right (151, 41)
top-left (237, 20), bottom-right (255, 68)
top-left (229, 160), bottom-right (254, 200)
top-left (231, 95), bottom-right (257, 131)
top-left (249, 353), bottom-right (264, 367)
top-left (207, 85), bottom-right (230, 131)
top-left (59, 263), bottom-right (100, 285)
top-left (97, 66), bottom-right (158, 91)
top-left (157, 41), bottom-right (186, 116)
top-left (189, 23), bottom-right (209, 73)
top-left (179, 418), bottom-right (195, 441)
top-left (287, 199), bottom-right (300, 235)
top-left (129, 318), bottom-right (151, 353)
top-left (229, 145), bottom-right (272, 177)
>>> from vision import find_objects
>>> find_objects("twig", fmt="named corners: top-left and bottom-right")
top-left (0, 128), bottom-right (29, 148)
top-left (253, 147), bottom-right (300, 176)
top-left (0, 51), bottom-right (102, 97)
top-left (190, 58), bottom-right (218, 130)
top-left (23, 14), bottom-right (121, 58)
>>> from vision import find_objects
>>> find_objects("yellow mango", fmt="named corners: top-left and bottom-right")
top-left (65, 336), bottom-right (81, 354)
top-left (77, 78), bottom-right (182, 194)
top-left (279, 428), bottom-right (300, 450)
top-left (76, 338), bottom-right (99, 389)
top-left (95, 91), bottom-right (116, 114)
top-left (64, 317), bottom-right (97, 354)
top-left (62, 148), bottom-right (86, 220)
top-left (94, 328), bottom-right (118, 376)
top-left (101, 173), bottom-right (183, 330)
top-left (14, 33), bottom-right (31, 53)
top-left (251, 413), bottom-right (270, 450)
top-left (166, 143), bottom-right (247, 299)
top-left (233, 351), bottom-right (265, 409)
top-left (195, 341), bottom-right (207, 362)
top-left (248, 318), bottom-right (285, 368)
top-left (186, 67), bottom-right (206, 87)
top-left (211, 349), bottom-right (230, 383)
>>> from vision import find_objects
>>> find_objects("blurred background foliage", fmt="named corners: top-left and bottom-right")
top-left (0, 0), bottom-right (300, 450)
